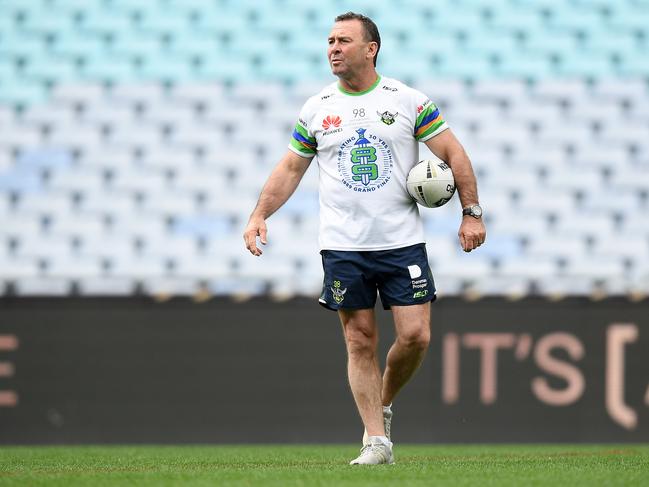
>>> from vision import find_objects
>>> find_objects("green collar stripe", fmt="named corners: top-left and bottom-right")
top-left (338, 75), bottom-right (382, 96)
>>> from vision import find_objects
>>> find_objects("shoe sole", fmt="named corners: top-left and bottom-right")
top-left (350, 457), bottom-right (395, 465)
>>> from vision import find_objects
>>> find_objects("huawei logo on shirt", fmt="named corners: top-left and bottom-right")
top-left (417, 100), bottom-right (432, 113)
top-left (322, 115), bottom-right (342, 129)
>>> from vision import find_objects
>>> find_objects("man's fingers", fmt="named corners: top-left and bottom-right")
top-left (459, 233), bottom-right (469, 252)
top-left (464, 237), bottom-right (475, 252)
top-left (249, 239), bottom-right (262, 256)
top-left (259, 227), bottom-right (268, 245)
top-left (460, 232), bottom-right (483, 252)
top-left (243, 229), bottom-right (263, 256)
top-left (459, 220), bottom-right (486, 252)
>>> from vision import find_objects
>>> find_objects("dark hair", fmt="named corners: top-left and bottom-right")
top-left (335, 12), bottom-right (381, 67)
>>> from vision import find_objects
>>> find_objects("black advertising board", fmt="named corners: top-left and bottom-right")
top-left (0, 297), bottom-right (647, 443)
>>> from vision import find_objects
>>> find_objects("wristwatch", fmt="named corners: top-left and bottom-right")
top-left (462, 204), bottom-right (483, 219)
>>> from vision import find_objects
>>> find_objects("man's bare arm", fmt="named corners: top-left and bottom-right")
top-left (243, 150), bottom-right (313, 256)
top-left (424, 129), bottom-right (478, 207)
top-left (424, 129), bottom-right (486, 252)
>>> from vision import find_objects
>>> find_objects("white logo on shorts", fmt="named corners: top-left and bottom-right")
top-left (407, 265), bottom-right (422, 279)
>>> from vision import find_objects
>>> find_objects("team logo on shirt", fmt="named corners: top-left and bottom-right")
top-left (337, 128), bottom-right (393, 192)
top-left (378, 110), bottom-right (399, 125)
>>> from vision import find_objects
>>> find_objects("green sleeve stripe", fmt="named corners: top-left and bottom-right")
top-left (294, 123), bottom-right (316, 144)
top-left (415, 105), bottom-right (439, 129)
top-left (415, 120), bottom-right (446, 140)
top-left (290, 137), bottom-right (317, 155)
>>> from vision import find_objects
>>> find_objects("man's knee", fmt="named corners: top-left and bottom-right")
top-left (343, 323), bottom-right (377, 358)
top-left (397, 325), bottom-right (430, 351)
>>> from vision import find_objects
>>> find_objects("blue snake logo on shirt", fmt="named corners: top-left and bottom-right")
top-left (338, 128), bottom-right (393, 192)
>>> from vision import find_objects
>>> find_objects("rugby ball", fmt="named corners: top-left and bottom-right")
top-left (406, 160), bottom-right (456, 208)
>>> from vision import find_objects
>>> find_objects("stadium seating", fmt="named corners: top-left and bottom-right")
top-left (1, 0), bottom-right (648, 297)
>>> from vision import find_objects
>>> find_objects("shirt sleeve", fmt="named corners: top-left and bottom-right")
top-left (288, 102), bottom-right (317, 158)
top-left (413, 94), bottom-right (448, 142)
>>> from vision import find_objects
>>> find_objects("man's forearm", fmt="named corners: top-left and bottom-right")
top-left (423, 130), bottom-right (479, 209)
top-left (448, 148), bottom-right (479, 208)
top-left (252, 176), bottom-right (298, 220)
top-left (250, 153), bottom-right (309, 220)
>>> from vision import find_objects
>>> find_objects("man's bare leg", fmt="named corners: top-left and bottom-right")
top-left (339, 308), bottom-right (385, 437)
top-left (381, 302), bottom-right (431, 406)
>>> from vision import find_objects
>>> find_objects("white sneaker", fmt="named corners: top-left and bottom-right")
top-left (350, 438), bottom-right (395, 465)
top-left (362, 405), bottom-right (393, 446)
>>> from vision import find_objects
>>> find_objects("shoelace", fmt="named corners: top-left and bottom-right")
top-left (358, 443), bottom-right (388, 461)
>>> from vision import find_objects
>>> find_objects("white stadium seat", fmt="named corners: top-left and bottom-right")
top-left (141, 277), bottom-right (202, 296)
top-left (45, 254), bottom-right (103, 278)
top-left (0, 0), bottom-right (648, 297)
top-left (108, 255), bottom-right (169, 279)
top-left (14, 277), bottom-right (72, 296)
top-left (77, 277), bottom-right (137, 296)
top-left (16, 235), bottom-right (72, 259)
top-left (51, 83), bottom-right (106, 105)
top-left (0, 256), bottom-right (40, 279)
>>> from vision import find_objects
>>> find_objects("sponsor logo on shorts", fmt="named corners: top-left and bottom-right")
top-left (410, 262), bottom-right (429, 298)
top-left (412, 278), bottom-right (427, 289)
top-left (331, 280), bottom-right (347, 304)
top-left (410, 265), bottom-right (428, 298)
top-left (408, 265), bottom-right (422, 279)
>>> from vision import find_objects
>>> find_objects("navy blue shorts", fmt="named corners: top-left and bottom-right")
top-left (318, 243), bottom-right (437, 311)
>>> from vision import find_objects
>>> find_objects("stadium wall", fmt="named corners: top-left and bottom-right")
top-left (0, 297), bottom-right (648, 444)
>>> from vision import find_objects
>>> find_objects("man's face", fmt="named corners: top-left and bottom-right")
top-left (327, 20), bottom-right (374, 77)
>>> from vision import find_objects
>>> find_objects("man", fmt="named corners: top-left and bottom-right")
top-left (244, 12), bottom-right (486, 465)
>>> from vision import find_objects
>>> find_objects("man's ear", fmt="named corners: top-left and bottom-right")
top-left (367, 41), bottom-right (378, 60)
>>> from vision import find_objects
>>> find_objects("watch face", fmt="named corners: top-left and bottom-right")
top-left (472, 205), bottom-right (483, 217)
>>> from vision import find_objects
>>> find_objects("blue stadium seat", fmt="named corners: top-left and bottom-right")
top-left (0, 78), bottom-right (47, 105)
top-left (0, 169), bottom-right (42, 192)
top-left (81, 55), bottom-right (137, 83)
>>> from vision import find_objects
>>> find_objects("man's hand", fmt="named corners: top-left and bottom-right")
top-left (458, 217), bottom-right (486, 252)
top-left (244, 217), bottom-right (268, 256)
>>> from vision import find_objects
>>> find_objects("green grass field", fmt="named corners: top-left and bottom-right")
top-left (1, 444), bottom-right (648, 486)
